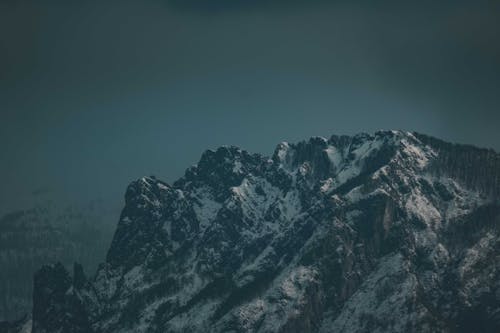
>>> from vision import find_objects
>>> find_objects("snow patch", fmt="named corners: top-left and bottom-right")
top-left (276, 142), bottom-right (291, 165)
top-left (405, 190), bottom-right (441, 226)
top-left (233, 160), bottom-right (243, 173)
top-left (401, 139), bottom-right (432, 169)
top-left (191, 187), bottom-right (222, 231)
top-left (322, 253), bottom-right (422, 333)
top-left (325, 146), bottom-right (343, 169)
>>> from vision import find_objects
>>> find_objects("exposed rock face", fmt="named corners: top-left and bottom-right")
top-left (30, 131), bottom-right (500, 332)
top-left (0, 202), bottom-right (116, 322)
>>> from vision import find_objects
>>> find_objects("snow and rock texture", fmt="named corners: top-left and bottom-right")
top-left (0, 201), bottom-right (116, 322)
top-left (29, 131), bottom-right (500, 333)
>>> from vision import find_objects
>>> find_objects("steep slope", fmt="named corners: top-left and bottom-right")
top-left (30, 131), bottom-right (500, 333)
top-left (0, 201), bottom-right (116, 322)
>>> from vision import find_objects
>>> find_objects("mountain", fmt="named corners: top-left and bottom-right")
top-left (28, 131), bottom-right (500, 333)
top-left (0, 200), bottom-right (116, 322)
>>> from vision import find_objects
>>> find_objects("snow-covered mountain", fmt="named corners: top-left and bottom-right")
top-left (29, 131), bottom-right (500, 332)
top-left (0, 200), bottom-right (117, 322)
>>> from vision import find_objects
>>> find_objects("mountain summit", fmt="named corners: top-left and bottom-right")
top-left (30, 131), bottom-right (500, 333)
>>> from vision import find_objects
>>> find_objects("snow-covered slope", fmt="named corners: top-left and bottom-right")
top-left (29, 131), bottom-right (500, 333)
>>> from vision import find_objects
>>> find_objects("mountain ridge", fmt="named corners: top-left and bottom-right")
top-left (28, 130), bottom-right (500, 333)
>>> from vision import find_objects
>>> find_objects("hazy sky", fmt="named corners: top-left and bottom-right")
top-left (1, 0), bottom-right (499, 213)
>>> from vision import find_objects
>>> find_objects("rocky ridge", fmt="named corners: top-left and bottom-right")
top-left (29, 131), bottom-right (500, 333)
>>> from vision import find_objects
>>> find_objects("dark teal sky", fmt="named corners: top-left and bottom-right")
top-left (1, 0), bottom-right (499, 213)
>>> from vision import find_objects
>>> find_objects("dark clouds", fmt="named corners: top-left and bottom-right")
top-left (0, 0), bottom-right (499, 213)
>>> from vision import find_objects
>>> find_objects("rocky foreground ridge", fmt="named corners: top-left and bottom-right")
top-left (28, 131), bottom-right (500, 332)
